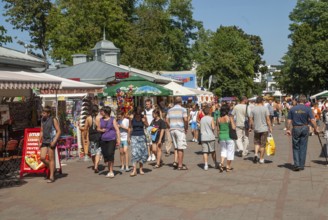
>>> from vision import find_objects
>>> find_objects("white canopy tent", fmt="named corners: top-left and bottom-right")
top-left (188, 88), bottom-right (214, 103)
top-left (164, 82), bottom-right (196, 96)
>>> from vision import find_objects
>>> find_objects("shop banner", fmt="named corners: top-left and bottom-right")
top-left (20, 128), bottom-right (61, 178)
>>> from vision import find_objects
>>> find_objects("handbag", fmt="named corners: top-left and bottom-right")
top-left (229, 121), bottom-right (238, 140)
top-left (244, 104), bottom-right (249, 129)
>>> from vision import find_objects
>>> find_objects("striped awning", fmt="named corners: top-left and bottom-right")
top-left (0, 69), bottom-right (62, 90)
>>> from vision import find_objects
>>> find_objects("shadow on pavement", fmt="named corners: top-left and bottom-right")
top-left (277, 163), bottom-right (294, 171)
top-left (194, 151), bottom-right (203, 155)
top-left (312, 160), bottom-right (328, 166)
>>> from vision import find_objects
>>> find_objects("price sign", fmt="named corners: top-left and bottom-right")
top-left (20, 128), bottom-right (61, 178)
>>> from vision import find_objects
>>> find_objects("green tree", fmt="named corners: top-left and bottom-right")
top-left (3, 0), bottom-right (52, 63)
top-left (121, 0), bottom-right (201, 71)
top-left (276, 0), bottom-right (328, 95)
top-left (47, 0), bottom-right (135, 65)
top-left (0, 25), bottom-right (12, 46)
top-left (196, 26), bottom-right (264, 98)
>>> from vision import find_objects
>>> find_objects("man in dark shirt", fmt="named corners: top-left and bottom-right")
top-left (287, 95), bottom-right (318, 171)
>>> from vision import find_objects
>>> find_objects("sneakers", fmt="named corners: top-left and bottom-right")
top-left (83, 156), bottom-right (91, 162)
top-left (242, 150), bottom-right (249, 157)
top-left (259, 159), bottom-right (265, 164)
top-left (120, 166), bottom-right (125, 171)
top-left (253, 155), bottom-right (258, 164)
top-left (106, 172), bottom-right (115, 178)
top-left (147, 156), bottom-right (152, 162)
top-left (125, 167), bottom-right (131, 172)
top-left (204, 164), bottom-right (208, 171)
top-left (192, 138), bottom-right (195, 142)
top-left (151, 154), bottom-right (156, 161)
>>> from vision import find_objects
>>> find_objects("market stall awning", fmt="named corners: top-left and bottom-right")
top-left (164, 82), bottom-right (196, 96)
top-left (39, 74), bottom-right (104, 94)
top-left (187, 88), bottom-right (213, 95)
top-left (104, 75), bottom-right (173, 96)
top-left (0, 68), bottom-right (62, 90)
top-left (310, 90), bottom-right (328, 99)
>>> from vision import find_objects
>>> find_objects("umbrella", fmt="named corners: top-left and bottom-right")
top-left (104, 75), bottom-right (173, 96)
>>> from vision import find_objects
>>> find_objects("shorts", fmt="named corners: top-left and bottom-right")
top-left (89, 141), bottom-right (101, 156)
top-left (41, 143), bottom-right (56, 149)
top-left (120, 140), bottom-right (128, 148)
top-left (191, 121), bottom-right (198, 130)
top-left (220, 140), bottom-right (235, 160)
top-left (202, 141), bottom-right (215, 153)
top-left (254, 132), bottom-right (269, 148)
top-left (170, 129), bottom-right (187, 150)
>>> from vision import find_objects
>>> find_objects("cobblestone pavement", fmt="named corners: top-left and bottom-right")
top-left (1, 123), bottom-right (328, 220)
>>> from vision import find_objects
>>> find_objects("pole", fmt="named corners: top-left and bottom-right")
top-left (317, 133), bottom-right (328, 166)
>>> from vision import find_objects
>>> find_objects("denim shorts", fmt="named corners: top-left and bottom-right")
top-left (190, 122), bottom-right (198, 130)
top-left (120, 140), bottom-right (128, 148)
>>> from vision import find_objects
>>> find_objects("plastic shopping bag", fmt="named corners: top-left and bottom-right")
top-left (265, 134), bottom-right (276, 156)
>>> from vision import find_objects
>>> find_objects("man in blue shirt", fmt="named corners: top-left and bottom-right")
top-left (287, 95), bottom-right (318, 171)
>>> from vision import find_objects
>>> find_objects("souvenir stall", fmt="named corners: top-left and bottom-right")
top-left (39, 76), bottom-right (104, 159)
top-left (187, 88), bottom-right (214, 104)
top-left (0, 68), bottom-right (62, 187)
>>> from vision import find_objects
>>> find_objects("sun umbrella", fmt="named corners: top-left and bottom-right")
top-left (104, 75), bottom-right (173, 96)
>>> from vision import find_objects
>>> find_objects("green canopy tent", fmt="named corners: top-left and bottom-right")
top-left (104, 75), bottom-right (173, 96)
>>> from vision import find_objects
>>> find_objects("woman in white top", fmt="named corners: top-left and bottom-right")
top-left (189, 104), bottom-right (199, 142)
top-left (118, 112), bottom-right (130, 172)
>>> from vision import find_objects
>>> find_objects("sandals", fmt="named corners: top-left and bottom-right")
top-left (153, 164), bottom-right (161, 169)
top-left (172, 162), bottom-right (178, 168)
top-left (130, 172), bottom-right (137, 177)
top-left (226, 167), bottom-right (233, 172)
top-left (177, 165), bottom-right (188, 171)
top-left (218, 163), bottom-right (224, 172)
top-left (47, 178), bottom-right (55, 183)
top-left (139, 171), bottom-right (145, 175)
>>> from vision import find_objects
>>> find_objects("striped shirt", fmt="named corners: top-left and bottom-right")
top-left (167, 104), bottom-right (187, 131)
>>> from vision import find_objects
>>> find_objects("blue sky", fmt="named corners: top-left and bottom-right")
top-left (192, 0), bottom-right (297, 64)
top-left (1, 0), bottom-right (297, 65)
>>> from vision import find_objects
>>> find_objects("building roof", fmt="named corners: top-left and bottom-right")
top-left (47, 60), bottom-right (180, 85)
top-left (91, 39), bottom-right (120, 51)
top-left (0, 46), bottom-right (46, 68)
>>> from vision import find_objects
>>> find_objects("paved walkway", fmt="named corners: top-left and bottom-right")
top-left (1, 123), bottom-right (328, 220)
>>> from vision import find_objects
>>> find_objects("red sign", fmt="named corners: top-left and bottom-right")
top-left (20, 128), bottom-right (61, 178)
top-left (115, 72), bottom-right (129, 79)
top-left (68, 78), bottom-right (80, 81)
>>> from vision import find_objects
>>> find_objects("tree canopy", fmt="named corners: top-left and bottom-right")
top-left (195, 26), bottom-right (264, 97)
top-left (0, 25), bottom-right (12, 46)
top-left (275, 0), bottom-right (328, 95)
top-left (3, 0), bottom-right (52, 63)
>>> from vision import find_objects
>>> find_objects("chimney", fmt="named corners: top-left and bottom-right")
top-left (72, 54), bottom-right (87, 65)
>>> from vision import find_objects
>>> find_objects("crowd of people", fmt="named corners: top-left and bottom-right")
top-left (39, 94), bottom-right (328, 182)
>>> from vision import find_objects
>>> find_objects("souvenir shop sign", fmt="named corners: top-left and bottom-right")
top-left (115, 72), bottom-right (129, 79)
top-left (20, 128), bottom-right (61, 178)
top-left (40, 88), bottom-right (103, 94)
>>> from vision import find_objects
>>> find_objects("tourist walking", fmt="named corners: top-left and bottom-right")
top-left (150, 109), bottom-right (166, 168)
top-left (118, 111), bottom-right (130, 172)
top-left (286, 95), bottom-right (318, 171)
top-left (164, 103), bottom-right (174, 157)
top-left (217, 104), bottom-right (235, 172)
top-left (166, 97), bottom-right (188, 170)
top-left (249, 96), bottom-right (272, 164)
top-left (189, 104), bottom-right (199, 142)
top-left (39, 106), bottom-right (61, 183)
top-left (98, 107), bottom-right (120, 178)
top-left (230, 96), bottom-right (251, 157)
top-left (200, 107), bottom-right (217, 171)
top-left (82, 105), bottom-right (102, 173)
top-left (128, 108), bottom-right (149, 176)
top-left (143, 99), bottom-right (156, 162)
